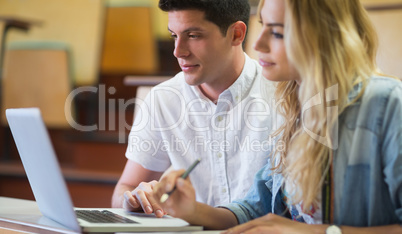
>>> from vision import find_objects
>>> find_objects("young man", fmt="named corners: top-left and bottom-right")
top-left (112, 0), bottom-right (277, 217)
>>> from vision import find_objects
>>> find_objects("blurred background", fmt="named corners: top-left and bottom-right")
top-left (0, 0), bottom-right (401, 208)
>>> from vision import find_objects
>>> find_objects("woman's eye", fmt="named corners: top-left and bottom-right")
top-left (272, 32), bottom-right (284, 39)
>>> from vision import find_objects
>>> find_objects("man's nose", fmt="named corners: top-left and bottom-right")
top-left (173, 38), bottom-right (190, 58)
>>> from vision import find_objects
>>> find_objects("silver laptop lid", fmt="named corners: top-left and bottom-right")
top-left (6, 108), bottom-right (81, 232)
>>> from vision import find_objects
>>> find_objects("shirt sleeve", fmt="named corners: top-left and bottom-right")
top-left (381, 82), bottom-right (402, 222)
top-left (125, 89), bottom-right (172, 172)
top-left (220, 163), bottom-right (274, 224)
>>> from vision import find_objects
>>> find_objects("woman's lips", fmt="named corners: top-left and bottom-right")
top-left (259, 59), bottom-right (275, 67)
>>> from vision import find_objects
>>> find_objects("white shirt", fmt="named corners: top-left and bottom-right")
top-left (126, 54), bottom-right (279, 207)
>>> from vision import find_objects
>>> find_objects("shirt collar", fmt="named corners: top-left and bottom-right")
top-left (221, 53), bottom-right (258, 105)
top-left (190, 53), bottom-right (259, 106)
top-left (347, 82), bottom-right (363, 102)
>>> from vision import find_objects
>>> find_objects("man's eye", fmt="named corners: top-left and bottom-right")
top-left (170, 34), bottom-right (178, 40)
top-left (188, 34), bottom-right (200, 39)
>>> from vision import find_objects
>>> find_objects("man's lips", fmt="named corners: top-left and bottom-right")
top-left (259, 59), bottom-right (275, 67)
top-left (180, 64), bottom-right (199, 72)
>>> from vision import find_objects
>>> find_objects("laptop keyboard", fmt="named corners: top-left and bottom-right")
top-left (76, 210), bottom-right (138, 223)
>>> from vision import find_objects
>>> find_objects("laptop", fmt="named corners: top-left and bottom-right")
top-left (5, 108), bottom-right (203, 233)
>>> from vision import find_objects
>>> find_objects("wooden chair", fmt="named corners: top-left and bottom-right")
top-left (101, 2), bottom-right (158, 75)
top-left (1, 41), bottom-right (74, 128)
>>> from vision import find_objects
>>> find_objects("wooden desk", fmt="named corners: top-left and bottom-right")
top-left (0, 196), bottom-right (216, 233)
top-left (0, 196), bottom-right (76, 233)
top-left (0, 161), bottom-right (121, 208)
top-left (123, 76), bottom-right (171, 86)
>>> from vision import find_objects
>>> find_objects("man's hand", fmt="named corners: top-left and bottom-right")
top-left (122, 180), bottom-right (167, 218)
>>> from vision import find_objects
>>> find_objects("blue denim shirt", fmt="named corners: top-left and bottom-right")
top-left (223, 76), bottom-right (402, 227)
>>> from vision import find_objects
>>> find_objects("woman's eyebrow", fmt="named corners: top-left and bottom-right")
top-left (266, 23), bottom-right (284, 27)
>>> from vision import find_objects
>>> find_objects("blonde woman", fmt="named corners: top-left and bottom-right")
top-left (153, 0), bottom-right (402, 233)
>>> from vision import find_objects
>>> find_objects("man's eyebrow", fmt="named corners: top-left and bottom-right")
top-left (168, 27), bottom-right (205, 33)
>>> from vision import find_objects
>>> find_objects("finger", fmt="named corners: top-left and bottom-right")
top-left (146, 191), bottom-right (166, 218)
top-left (175, 178), bottom-right (193, 197)
top-left (153, 169), bottom-right (186, 205)
top-left (162, 169), bottom-right (186, 193)
top-left (159, 178), bottom-right (189, 207)
top-left (149, 180), bottom-right (159, 187)
top-left (243, 226), bottom-right (274, 234)
top-left (152, 181), bottom-right (164, 202)
top-left (123, 191), bottom-right (140, 211)
top-left (161, 178), bottom-right (193, 213)
top-left (146, 181), bottom-right (168, 216)
top-left (134, 189), bottom-right (153, 214)
top-left (224, 220), bottom-right (267, 234)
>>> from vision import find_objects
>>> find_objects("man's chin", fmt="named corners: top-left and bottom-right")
top-left (183, 74), bottom-right (201, 86)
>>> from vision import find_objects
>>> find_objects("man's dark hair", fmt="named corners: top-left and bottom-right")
top-left (159, 0), bottom-right (250, 36)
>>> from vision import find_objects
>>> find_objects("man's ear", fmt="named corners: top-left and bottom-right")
top-left (230, 21), bottom-right (247, 46)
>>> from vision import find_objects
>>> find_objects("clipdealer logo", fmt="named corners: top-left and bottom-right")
top-left (64, 84), bottom-right (338, 148)
top-left (64, 85), bottom-right (283, 144)
top-left (301, 84), bottom-right (339, 149)
top-left (127, 135), bottom-right (280, 156)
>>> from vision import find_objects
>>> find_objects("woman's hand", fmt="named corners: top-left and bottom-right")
top-left (153, 169), bottom-right (241, 230)
top-left (222, 213), bottom-right (325, 234)
top-left (153, 169), bottom-right (198, 220)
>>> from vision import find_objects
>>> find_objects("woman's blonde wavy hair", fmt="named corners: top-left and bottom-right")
top-left (258, 0), bottom-right (381, 212)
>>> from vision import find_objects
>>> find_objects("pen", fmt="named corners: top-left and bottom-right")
top-left (160, 158), bottom-right (201, 203)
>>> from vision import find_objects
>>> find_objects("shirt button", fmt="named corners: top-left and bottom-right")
top-left (221, 188), bottom-right (227, 193)
top-left (217, 152), bottom-right (222, 158)
top-left (217, 116), bottom-right (223, 122)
